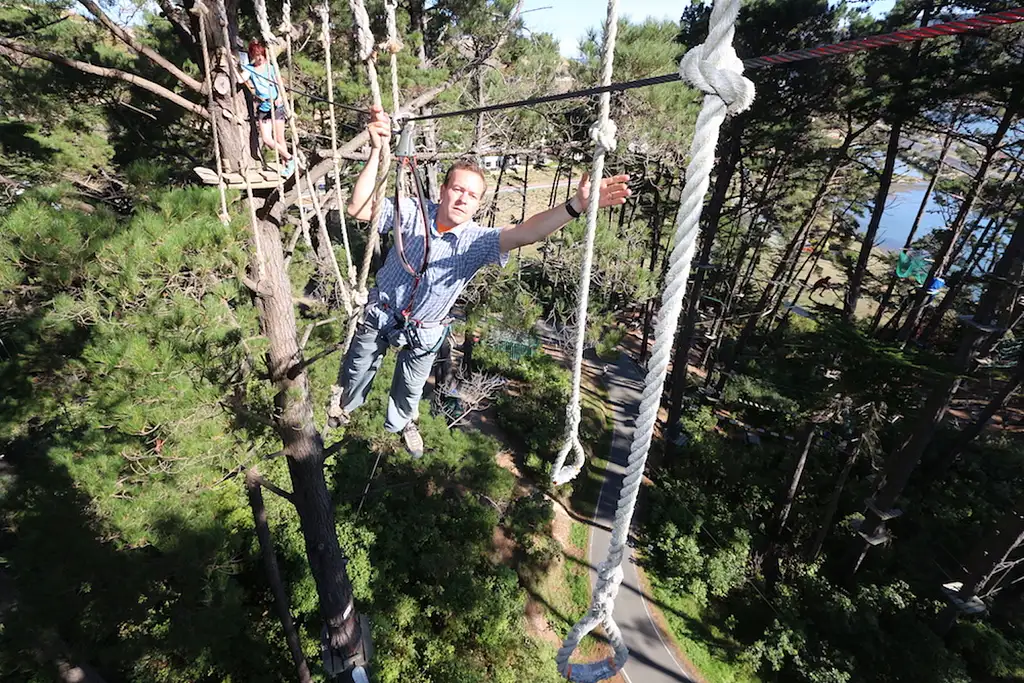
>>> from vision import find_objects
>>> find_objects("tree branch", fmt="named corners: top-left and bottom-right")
top-left (154, 0), bottom-right (196, 49)
top-left (77, 0), bottom-right (204, 93)
top-left (0, 38), bottom-right (208, 119)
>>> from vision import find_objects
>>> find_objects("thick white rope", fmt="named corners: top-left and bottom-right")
top-left (319, 0), bottom-right (357, 287)
top-left (554, 0), bottom-right (753, 680)
top-left (384, 0), bottom-right (402, 113)
top-left (283, 20), bottom-right (314, 256)
top-left (549, 0), bottom-right (619, 488)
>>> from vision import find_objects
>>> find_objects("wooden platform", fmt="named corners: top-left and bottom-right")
top-left (194, 164), bottom-right (289, 190)
top-left (941, 582), bottom-right (987, 615)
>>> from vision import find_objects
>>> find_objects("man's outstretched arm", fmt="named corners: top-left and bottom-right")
top-left (347, 106), bottom-right (392, 221)
top-left (499, 173), bottom-right (630, 253)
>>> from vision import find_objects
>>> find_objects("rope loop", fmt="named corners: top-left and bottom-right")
top-left (589, 119), bottom-right (618, 153)
top-left (677, 30), bottom-right (754, 114)
top-left (555, 561), bottom-right (627, 682)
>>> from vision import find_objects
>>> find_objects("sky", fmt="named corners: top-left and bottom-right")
top-left (518, 0), bottom-right (899, 58)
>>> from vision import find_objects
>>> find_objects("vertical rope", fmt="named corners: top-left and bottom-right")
top-left (195, 5), bottom-right (230, 225)
top-left (554, 0), bottom-right (754, 679)
top-left (550, 0), bottom-right (620, 487)
top-left (328, 0), bottom-right (395, 422)
top-left (319, 0), bottom-right (357, 286)
top-left (384, 0), bottom-right (402, 114)
top-left (283, 4), bottom-right (314, 256)
top-left (306, 169), bottom-right (354, 316)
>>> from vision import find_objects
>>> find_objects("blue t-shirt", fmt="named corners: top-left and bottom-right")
top-left (243, 63), bottom-right (278, 112)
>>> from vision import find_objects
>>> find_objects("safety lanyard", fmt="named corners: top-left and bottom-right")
top-left (391, 125), bottom-right (433, 321)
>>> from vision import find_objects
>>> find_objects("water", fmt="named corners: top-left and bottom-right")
top-left (856, 185), bottom-right (949, 250)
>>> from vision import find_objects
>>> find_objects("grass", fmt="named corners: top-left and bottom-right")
top-left (646, 573), bottom-right (763, 683)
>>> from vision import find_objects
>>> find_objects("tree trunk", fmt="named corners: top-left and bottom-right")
top-left (256, 195), bottom-right (362, 660)
top-left (897, 88), bottom-right (1021, 344)
top-left (845, 118), bottom-right (903, 321)
top-left (936, 498), bottom-right (1024, 635)
top-left (666, 130), bottom-right (742, 432)
top-left (639, 167), bottom-right (671, 364)
top-left (411, 1), bottom-right (440, 201)
top-left (763, 427), bottom-right (815, 593)
top-left (203, 0), bottom-right (254, 172)
top-left (931, 365), bottom-right (1023, 476)
top-left (810, 440), bottom-right (860, 561)
top-left (871, 130), bottom-right (954, 332)
top-left (245, 470), bottom-right (313, 683)
top-left (847, 217), bottom-right (1024, 578)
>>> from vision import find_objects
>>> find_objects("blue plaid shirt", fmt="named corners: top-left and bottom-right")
top-left (364, 197), bottom-right (509, 349)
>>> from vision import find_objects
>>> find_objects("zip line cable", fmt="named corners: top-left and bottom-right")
top-left (405, 8), bottom-right (1024, 125)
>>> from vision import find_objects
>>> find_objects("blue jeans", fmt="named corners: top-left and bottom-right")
top-left (340, 320), bottom-right (444, 433)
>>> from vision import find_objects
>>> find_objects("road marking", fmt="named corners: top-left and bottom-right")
top-left (586, 384), bottom-right (692, 683)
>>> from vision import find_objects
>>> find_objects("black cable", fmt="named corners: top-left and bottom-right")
top-left (405, 72), bottom-right (681, 123)
top-left (405, 8), bottom-right (1024, 124)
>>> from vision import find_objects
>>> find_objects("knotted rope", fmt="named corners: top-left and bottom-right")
top-left (384, 0), bottom-right (402, 113)
top-left (318, 0), bottom-right (357, 287)
top-left (328, 0), bottom-right (397, 423)
top-left (555, 0), bottom-right (753, 679)
top-left (549, 0), bottom-right (619, 488)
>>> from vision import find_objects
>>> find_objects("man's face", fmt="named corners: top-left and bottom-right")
top-left (439, 169), bottom-right (485, 225)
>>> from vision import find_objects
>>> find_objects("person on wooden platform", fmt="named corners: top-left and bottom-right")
top-left (239, 39), bottom-right (294, 177)
top-left (327, 105), bottom-right (631, 458)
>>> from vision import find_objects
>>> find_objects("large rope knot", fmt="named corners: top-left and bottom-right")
top-left (350, 0), bottom-right (375, 61)
top-left (589, 119), bottom-right (618, 154)
top-left (379, 38), bottom-right (404, 55)
top-left (678, 43), bottom-right (754, 115)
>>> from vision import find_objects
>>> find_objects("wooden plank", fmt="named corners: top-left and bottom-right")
top-left (193, 166), bottom-right (221, 185)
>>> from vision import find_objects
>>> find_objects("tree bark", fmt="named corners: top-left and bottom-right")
top-left (245, 470), bottom-right (313, 683)
top-left (871, 130), bottom-right (954, 332)
top-left (936, 498), bottom-right (1024, 635)
top-left (255, 193), bottom-right (362, 660)
top-left (666, 130), bottom-right (742, 431)
top-left (0, 37), bottom-right (208, 118)
top-left (845, 118), bottom-right (903, 321)
top-left (897, 87), bottom-right (1022, 344)
top-left (764, 427), bottom-right (815, 593)
top-left (78, 0), bottom-right (204, 93)
top-left (931, 358), bottom-right (1024, 476)
top-left (847, 217), bottom-right (1024, 578)
top-left (810, 439), bottom-right (860, 561)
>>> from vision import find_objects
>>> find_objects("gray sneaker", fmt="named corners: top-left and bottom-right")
top-left (402, 422), bottom-right (424, 459)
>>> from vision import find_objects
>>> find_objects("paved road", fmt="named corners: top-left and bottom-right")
top-left (587, 353), bottom-right (699, 683)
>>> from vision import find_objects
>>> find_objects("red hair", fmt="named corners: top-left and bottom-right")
top-left (247, 40), bottom-right (266, 60)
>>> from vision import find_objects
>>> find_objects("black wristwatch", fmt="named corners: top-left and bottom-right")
top-left (565, 200), bottom-right (581, 219)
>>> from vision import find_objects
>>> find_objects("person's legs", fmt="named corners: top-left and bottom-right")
top-left (338, 323), bottom-right (389, 416)
top-left (258, 117), bottom-right (277, 159)
top-left (273, 113), bottom-right (291, 161)
top-left (385, 344), bottom-right (438, 434)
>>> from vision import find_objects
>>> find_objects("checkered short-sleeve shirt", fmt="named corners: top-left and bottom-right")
top-left (365, 197), bottom-right (509, 344)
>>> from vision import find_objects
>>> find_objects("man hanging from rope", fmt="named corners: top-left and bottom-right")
top-left (328, 106), bottom-right (630, 458)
